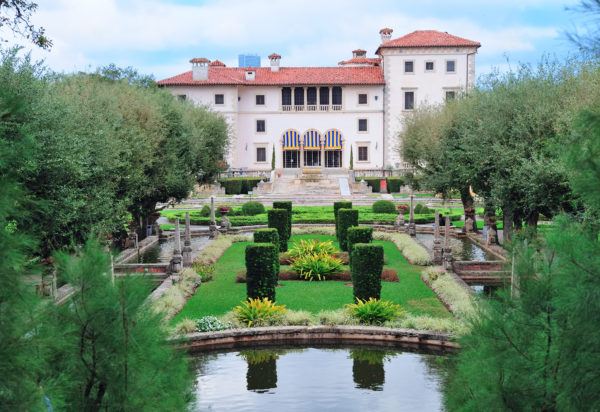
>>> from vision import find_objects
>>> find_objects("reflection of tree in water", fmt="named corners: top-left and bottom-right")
top-left (239, 348), bottom-right (305, 393)
top-left (350, 349), bottom-right (396, 391)
top-left (419, 352), bottom-right (456, 405)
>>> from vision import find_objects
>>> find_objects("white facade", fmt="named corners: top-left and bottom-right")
top-left (160, 30), bottom-right (479, 171)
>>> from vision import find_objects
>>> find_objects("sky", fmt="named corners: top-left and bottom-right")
top-left (1, 0), bottom-right (591, 82)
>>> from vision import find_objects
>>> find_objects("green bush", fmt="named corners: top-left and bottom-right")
top-left (288, 239), bottom-right (337, 260)
top-left (291, 253), bottom-right (343, 281)
top-left (272, 201), bottom-right (292, 234)
top-left (245, 243), bottom-right (279, 301)
top-left (338, 208), bottom-right (359, 251)
top-left (219, 177), bottom-right (263, 194)
top-left (414, 203), bottom-right (433, 214)
top-left (362, 177), bottom-right (382, 193)
top-left (386, 177), bottom-right (405, 193)
top-left (254, 228), bottom-right (280, 274)
top-left (192, 262), bottom-right (215, 282)
top-left (334, 201), bottom-right (352, 239)
top-left (346, 298), bottom-right (404, 325)
top-left (267, 209), bottom-right (289, 252)
top-left (242, 201), bottom-right (265, 216)
top-left (372, 200), bottom-right (396, 213)
top-left (347, 226), bottom-right (373, 257)
top-left (351, 244), bottom-right (384, 301)
top-left (195, 316), bottom-right (232, 332)
top-left (200, 205), bottom-right (211, 217)
top-left (233, 298), bottom-right (286, 327)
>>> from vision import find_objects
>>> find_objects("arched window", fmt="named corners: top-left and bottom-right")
top-left (303, 129), bottom-right (321, 150)
top-left (324, 129), bottom-right (343, 149)
top-left (282, 129), bottom-right (300, 150)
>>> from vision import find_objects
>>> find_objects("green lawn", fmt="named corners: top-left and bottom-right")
top-left (173, 234), bottom-right (449, 323)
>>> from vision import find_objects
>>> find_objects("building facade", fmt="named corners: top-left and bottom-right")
top-left (158, 29), bottom-right (480, 171)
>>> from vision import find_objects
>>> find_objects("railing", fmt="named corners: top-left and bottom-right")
top-left (319, 105), bottom-right (329, 111)
top-left (332, 105), bottom-right (342, 111)
top-left (307, 105), bottom-right (317, 111)
top-left (218, 169), bottom-right (271, 179)
top-left (354, 168), bottom-right (416, 178)
top-left (280, 105), bottom-right (344, 112)
top-left (294, 105), bottom-right (305, 111)
top-left (282, 105), bottom-right (293, 112)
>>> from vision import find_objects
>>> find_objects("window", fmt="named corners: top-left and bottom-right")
top-left (332, 86), bottom-right (343, 105)
top-left (294, 87), bottom-right (304, 105)
top-left (256, 120), bottom-right (266, 133)
top-left (445, 91), bottom-right (456, 101)
top-left (214, 94), bottom-right (224, 105)
top-left (319, 87), bottom-right (329, 105)
top-left (256, 95), bottom-right (265, 105)
top-left (404, 60), bottom-right (414, 73)
top-left (307, 87), bottom-right (317, 105)
top-left (404, 91), bottom-right (415, 110)
top-left (256, 147), bottom-right (266, 163)
top-left (281, 87), bottom-right (292, 105)
top-left (425, 61), bottom-right (434, 71)
top-left (358, 118), bottom-right (368, 132)
top-left (177, 94), bottom-right (187, 101)
top-left (358, 93), bottom-right (368, 105)
top-left (446, 60), bottom-right (456, 73)
top-left (358, 146), bottom-right (369, 162)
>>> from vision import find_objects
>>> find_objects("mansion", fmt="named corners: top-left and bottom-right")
top-left (158, 29), bottom-right (480, 172)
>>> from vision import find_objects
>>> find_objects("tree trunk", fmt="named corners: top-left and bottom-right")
top-left (483, 200), bottom-right (498, 245)
top-left (526, 211), bottom-right (539, 229)
top-left (460, 187), bottom-right (477, 233)
top-left (503, 205), bottom-right (513, 243)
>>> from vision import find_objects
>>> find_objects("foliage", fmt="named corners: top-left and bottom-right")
top-left (372, 200), bottom-right (396, 213)
top-left (245, 243), bottom-right (278, 301)
top-left (233, 298), bottom-right (287, 327)
top-left (272, 201), bottom-right (292, 235)
top-left (361, 177), bottom-right (381, 192)
top-left (172, 318), bottom-right (197, 335)
top-left (192, 261), bottom-right (214, 282)
top-left (291, 253), bottom-right (343, 281)
top-left (0, 0), bottom-right (51, 48)
top-left (49, 240), bottom-right (192, 410)
top-left (153, 268), bottom-right (200, 319)
top-left (346, 226), bottom-right (373, 257)
top-left (351, 244), bottom-right (384, 301)
top-left (241, 201), bottom-right (265, 216)
top-left (337, 208), bottom-right (359, 251)
top-left (288, 239), bottom-right (337, 260)
top-left (421, 267), bottom-right (477, 321)
top-left (386, 177), bottom-right (405, 193)
top-left (414, 203), bottom-right (433, 214)
top-left (346, 298), bottom-right (404, 325)
top-left (267, 208), bottom-right (289, 252)
top-left (218, 177), bottom-right (264, 194)
top-left (253, 228), bottom-right (279, 274)
top-left (375, 232), bottom-right (432, 265)
top-left (195, 316), bottom-right (232, 332)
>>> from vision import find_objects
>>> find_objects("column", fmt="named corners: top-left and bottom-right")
top-left (300, 143), bottom-right (304, 168)
top-left (433, 211), bottom-right (443, 265)
top-left (443, 215), bottom-right (453, 271)
top-left (320, 137), bottom-right (325, 167)
top-left (170, 220), bottom-right (183, 273)
top-left (182, 212), bottom-right (192, 267)
top-left (408, 194), bottom-right (416, 236)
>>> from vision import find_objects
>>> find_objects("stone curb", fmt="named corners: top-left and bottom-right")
top-left (174, 325), bottom-right (459, 351)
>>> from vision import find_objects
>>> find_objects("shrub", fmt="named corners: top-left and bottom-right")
top-left (242, 201), bottom-right (265, 216)
top-left (386, 177), bottom-right (405, 193)
top-left (291, 253), bottom-right (343, 281)
top-left (233, 298), bottom-right (287, 327)
top-left (317, 309), bottom-right (358, 325)
top-left (173, 318), bottom-right (197, 335)
top-left (362, 177), bottom-right (382, 193)
top-left (374, 232), bottom-right (431, 265)
top-left (195, 315), bottom-right (232, 332)
top-left (192, 262), bottom-right (215, 282)
top-left (200, 204), bottom-right (211, 217)
top-left (372, 200), bottom-right (396, 214)
top-left (282, 310), bottom-right (315, 326)
top-left (333, 201), bottom-right (352, 238)
top-left (218, 177), bottom-right (263, 194)
top-left (338, 208), bottom-right (359, 251)
top-left (351, 244), bottom-right (384, 301)
top-left (414, 203), bottom-right (432, 214)
top-left (347, 226), bottom-right (373, 257)
top-left (421, 267), bottom-right (476, 320)
top-left (267, 209), bottom-right (289, 252)
top-left (254, 228), bottom-right (280, 274)
top-left (346, 298), bottom-right (404, 325)
top-left (272, 201), bottom-right (292, 234)
top-left (288, 239), bottom-right (337, 260)
top-left (245, 243), bottom-right (279, 301)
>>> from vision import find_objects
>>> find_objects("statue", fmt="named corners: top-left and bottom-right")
top-left (433, 211), bottom-right (443, 265)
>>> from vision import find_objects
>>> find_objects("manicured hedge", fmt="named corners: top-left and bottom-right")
top-left (414, 203), bottom-right (433, 214)
top-left (347, 226), bottom-right (373, 258)
top-left (242, 201), bottom-right (265, 216)
top-left (267, 209), bottom-right (289, 252)
top-left (254, 228), bottom-right (280, 275)
top-left (219, 177), bottom-right (264, 194)
top-left (245, 243), bottom-right (278, 301)
top-left (362, 177), bottom-right (381, 193)
top-left (386, 177), bottom-right (404, 193)
top-left (351, 244), bottom-right (384, 301)
top-left (338, 208), bottom-right (359, 251)
top-left (372, 200), bottom-right (396, 213)
top-left (272, 201), bottom-right (292, 235)
top-left (334, 201), bottom-right (352, 240)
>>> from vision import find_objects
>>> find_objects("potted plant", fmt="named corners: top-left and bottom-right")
top-left (219, 206), bottom-right (231, 216)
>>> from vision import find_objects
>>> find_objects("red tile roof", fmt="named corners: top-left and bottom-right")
top-left (376, 30), bottom-right (480, 53)
top-left (189, 57), bottom-right (210, 63)
top-left (209, 60), bottom-right (226, 67)
top-left (338, 57), bottom-right (381, 66)
top-left (158, 66), bottom-right (385, 86)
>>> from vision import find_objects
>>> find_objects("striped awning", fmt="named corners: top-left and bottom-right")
top-left (324, 129), bottom-right (343, 149)
top-left (282, 130), bottom-right (300, 150)
top-left (303, 130), bottom-right (321, 150)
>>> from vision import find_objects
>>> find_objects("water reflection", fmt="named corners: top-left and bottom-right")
top-left (416, 233), bottom-right (497, 261)
top-left (239, 350), bottom-right (279, 393)
top-left (350, 349), bottom-right (392, 391)
top-left (129, 236), bottom-right (209, 263)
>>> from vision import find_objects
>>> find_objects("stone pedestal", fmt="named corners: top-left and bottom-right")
top-left (408, 194), bottom-right (416, 236)
top-left (433, 211), bottom-right (443, 264)
top-left (182, 212), bottom-right (193, 267)
top-left (170, 220), bottom-right (183, 273)
top-left (443, 247), bottom-right (454, 271)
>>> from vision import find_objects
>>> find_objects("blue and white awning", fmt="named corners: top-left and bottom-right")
top-left (282, 130), bottom-right (300, 150)
top-left (324, 129), bottom-right (343, 149)
top-left (303, 130), bottom-right (321, 149)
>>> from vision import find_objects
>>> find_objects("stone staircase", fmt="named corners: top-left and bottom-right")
top-left (264, 168), bottom-right (373, 196)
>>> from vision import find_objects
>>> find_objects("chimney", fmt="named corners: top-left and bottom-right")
top-left (352, 49), bottom-right (367, 58)
top-left (379, 28), bottom-right (393, 43)
top-left (190, 57), bottom-right (210, 81)
top-left (245, 70), bottom-right (256, 81)
top-left (268, 53), bottom-right (281, 72)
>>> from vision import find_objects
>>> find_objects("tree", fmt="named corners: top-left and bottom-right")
top-left (0, 0), bottom-right (51, 48)
top-left (45, 240), bottom-right (193, 410)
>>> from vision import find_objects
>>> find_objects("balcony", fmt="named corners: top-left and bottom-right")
top-left (281, 104), bottom-right (343, 112)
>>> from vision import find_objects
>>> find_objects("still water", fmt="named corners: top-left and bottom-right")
top-left (191, 345), bottom-right (451, 412)
top-left (416, 233), bottom-right (497, 261)
top-left (128, 236), bottom-right (210, 263)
